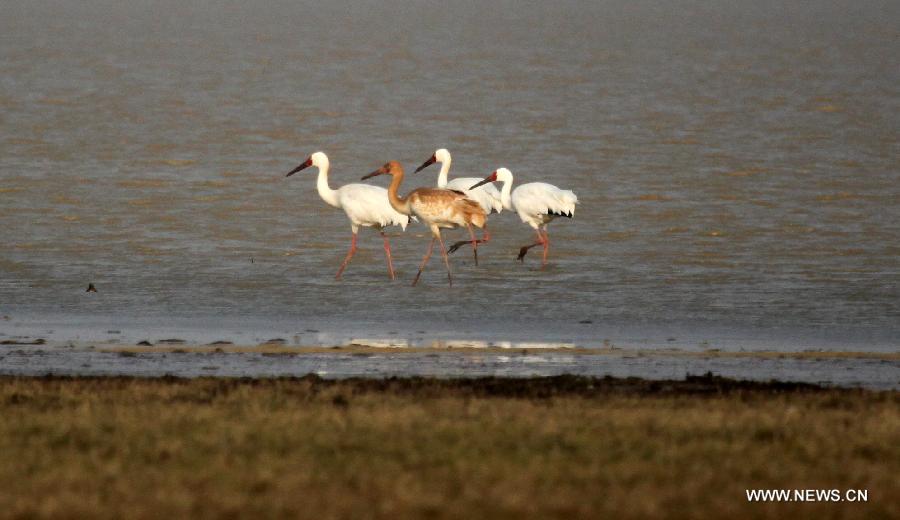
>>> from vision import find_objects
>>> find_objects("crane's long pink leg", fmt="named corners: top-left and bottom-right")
top-left (412, 238), bottom-right (436, 286)
top-left (540, 228), bottom-right (550, 268)
top-left (381, 231), bottom-right (395, 280)
top-left (447, 224), bottom-right (491, 258)
top-left (467, 224), bottom-right (479, 266)
top-left (437, 232), bottom-right (453, 286)
top-left (335, 232), bottom-right (358, 280)
top-left (517, 229), bottom-right (546, 263)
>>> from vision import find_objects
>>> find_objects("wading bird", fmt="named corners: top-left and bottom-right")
top-left (415, 148), bottom-right (503, 214)
top-left (286, 152), bottom-right (411, 280)
top-left (414, 148), bottom-right (501, 264)
top-left (362, 161), bottom-right (486, 286)
top-left (466, 168), bottom-right (578, 267)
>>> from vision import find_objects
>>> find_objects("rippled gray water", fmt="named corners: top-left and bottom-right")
top-left (1, 0), bottom-right (898, 351)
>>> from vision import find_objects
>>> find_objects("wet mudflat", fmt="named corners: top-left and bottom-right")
top-left (1, 342), bottom-right (898, 389)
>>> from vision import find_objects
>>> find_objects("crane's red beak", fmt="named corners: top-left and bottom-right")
top-left (414, 154), bottom-right (436, 173)
top-left (286, 157), bottom-right (313, 177)
top-left (469, 171), bottom-right (498, 190)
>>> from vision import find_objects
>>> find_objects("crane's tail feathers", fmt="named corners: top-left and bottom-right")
top-left (458, 198), bottom-right (487, 228)
top-left (553, 190), bottom-right (578, 218)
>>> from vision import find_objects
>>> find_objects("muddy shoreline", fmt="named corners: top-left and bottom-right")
top-left (4, 373), bottom-right (884, 398)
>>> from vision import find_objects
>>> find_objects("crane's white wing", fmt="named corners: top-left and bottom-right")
top-left (446, 177), bottom-right (504, 214)
top-left (512, 182), bottom-right (578, 226)
top-left (337, 184), bottom-right (411, 230)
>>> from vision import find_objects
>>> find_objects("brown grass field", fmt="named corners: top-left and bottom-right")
top-left (0, 374), bottom-right (897, 519)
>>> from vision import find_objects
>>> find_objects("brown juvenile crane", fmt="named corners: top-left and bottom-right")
top-left (362, 161), bottom-right (486, 286)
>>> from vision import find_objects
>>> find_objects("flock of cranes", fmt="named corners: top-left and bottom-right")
top-left (286, 149), bottom-right (578, 286)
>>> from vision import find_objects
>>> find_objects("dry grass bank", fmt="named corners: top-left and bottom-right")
top-left (0, 375), bottom-right (897, 519)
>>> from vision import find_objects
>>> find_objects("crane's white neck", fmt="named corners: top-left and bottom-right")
top-left (436, 157), bottom-right (452, 188)
top-left (499, 175), bottom-right (514, 211)
top-left (315, 161), bottom-right (341, 208)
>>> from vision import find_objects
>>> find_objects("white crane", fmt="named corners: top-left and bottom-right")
top-left (415, 148), bottom-right (503, 214)
top-left (465, 168), bottom-right (578, 267)
top-left (414, 148), bottom-right (501, 264)
top-left (286, 152), bottom-right (411, 280)
top-left (362, 161), bottom-right (486, 286)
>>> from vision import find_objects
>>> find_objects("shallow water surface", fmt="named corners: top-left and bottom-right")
top-left (1, 1), bottom-right (898, 353)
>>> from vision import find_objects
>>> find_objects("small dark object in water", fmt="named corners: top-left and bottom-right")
top-left (263, 338), bottom-right (286, 344)
top-left (158, 339), bottom-right (186, 344)
top-left (86, 283), bottom-right (97, 292)
top-left (208, 340), bottom-right (233, 346)
top-left (579, 320), bottom-right (593, 324)
top-left (0, 338), bottom-right (46, 345)
top-left (136, 341), bottom-right (153, 346)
